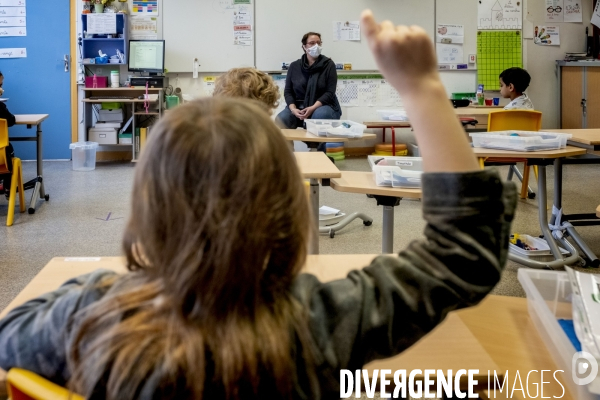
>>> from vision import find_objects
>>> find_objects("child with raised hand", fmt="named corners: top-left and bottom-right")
top-left (0, 11), bottom-right (516, 400)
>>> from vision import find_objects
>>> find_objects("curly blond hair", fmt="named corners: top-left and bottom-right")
top-left (213, 68), bottom-right (280, 112)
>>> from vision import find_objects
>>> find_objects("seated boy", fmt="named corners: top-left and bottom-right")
top-left (0, 70), bottom-right (16, 197)
top-left (500, 67), bottom-right (534, 110)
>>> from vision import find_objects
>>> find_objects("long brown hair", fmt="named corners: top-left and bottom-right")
top-left (68, 98), bottom-right (316, 399)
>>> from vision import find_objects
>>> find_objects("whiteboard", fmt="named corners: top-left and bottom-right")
top-left (162, 0), bottom-right (254, 72)
top-left (255, 0), bottom-right (435, 71)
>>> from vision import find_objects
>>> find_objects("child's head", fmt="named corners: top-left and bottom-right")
top-left (0, 71), bottom-right (4, 96)
top-left (499, 67), bottom-right (531, 98)
top-left (213, 67), bottom-right (280, 113)
top-left (69, 98), bottom-right (315, 398)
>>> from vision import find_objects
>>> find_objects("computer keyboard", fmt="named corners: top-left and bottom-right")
top-left (88, 96), bottom-right (135, 100)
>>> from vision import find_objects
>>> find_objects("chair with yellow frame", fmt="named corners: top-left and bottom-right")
top-left (0, 118), bottom-right (25, 226)
top-left (478, 110), bottom-right (542, 199)
top-left (6, 368), bottom-right (85, 400)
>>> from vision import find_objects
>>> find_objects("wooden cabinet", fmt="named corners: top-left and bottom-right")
top-left (558, 61), bottom-right (600, 128)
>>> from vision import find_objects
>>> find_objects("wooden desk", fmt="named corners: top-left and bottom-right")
top-left (281, 129), bottom-right (377, 151)
top-left (11, 114), bottom-right (50, 214)
top-left (0, 256), bottom-right (573, 399)
top-left (545, 129), bottom-right (600, 153)
top-left (294, 152), bottom-right (341, 254)
top-left (472, 146), bottom-right (586, 160)
top-left (330, 171), bottom-right (421, 254)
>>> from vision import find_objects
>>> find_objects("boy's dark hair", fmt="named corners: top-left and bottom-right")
top-left (499, 67), bottom-right (531, 93)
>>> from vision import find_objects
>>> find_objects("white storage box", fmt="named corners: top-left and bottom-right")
top-left (509, 234), bottom-right (570, 262)
top-left (98, 109), bottom-right (124, 122)
top-left (368, 155), bottom-right (423, 188)
top-left (470, 131), bottom-right (572, 152)
top-left (518, 269), bottom-right (600, 400)
top-left (305, 120), bottom-right (366, 138)
top-left (89, 128), bottom-right (118, 145)
top-left (69, 141), bottom-right (98, 171)
top-left (376, 109), bottom-right (409, 121)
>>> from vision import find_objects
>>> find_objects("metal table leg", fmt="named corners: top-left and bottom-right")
top-left (374, 195), bottom-right (401, 254)
top-left (552, 158), bottom-right (600, 267)
top-left (309, 178), bottom-right (319, 254)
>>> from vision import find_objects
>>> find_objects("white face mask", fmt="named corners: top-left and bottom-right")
top-left (306, 44), bottom-right (322, 58)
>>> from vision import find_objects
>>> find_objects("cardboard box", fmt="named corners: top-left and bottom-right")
top-left (89, 128), bottom-right (118, 144)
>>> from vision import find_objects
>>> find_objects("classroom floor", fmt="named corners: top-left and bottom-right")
top-left (1, 157), bottom-right (600, 311)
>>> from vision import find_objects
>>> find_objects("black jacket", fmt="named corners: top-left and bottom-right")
top-left (0, 102), bottom-right (15, 127)
top-left (284, 55), bottom-right (341, 113)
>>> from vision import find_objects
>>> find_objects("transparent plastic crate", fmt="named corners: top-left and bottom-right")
top-left (368, 155), bottom-right (423, 188)
top-left (69, 141), bottom-right (98, 171)
top-left (305, 120), bottom-right (366, 138)
top-left (376, 109), bottom-right (409, 121)
top-left (509, 234), bottom-right (570, 262)
top-left (518, 269), bottom-right (600, 400)
top-left (470, 131), bottom-right (573, 152)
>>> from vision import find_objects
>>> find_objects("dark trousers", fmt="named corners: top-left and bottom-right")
top-left (0, 143), bottom-right (14, 192)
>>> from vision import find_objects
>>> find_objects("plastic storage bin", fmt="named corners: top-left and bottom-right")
top-left (368, 155), bottom-right (423, 188)
top-left (305, 120), bottom-right (366, 138)
top-left (69, 141), bottom-right (98, 171)
top-left (509, 234), bottom-right (570, 262)
top-left (376, 110), bottom-right (409, 121)
top-left (470, 130), bottom-right (572, 152)
top-left (518, 269), bottom-right (600, 400)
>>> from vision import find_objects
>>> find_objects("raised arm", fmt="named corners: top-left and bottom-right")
top-left (361, 10), bottom-right (479, 173)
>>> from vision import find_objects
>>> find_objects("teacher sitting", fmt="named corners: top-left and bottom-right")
top-left (275, 32), bottom-right (342, 129)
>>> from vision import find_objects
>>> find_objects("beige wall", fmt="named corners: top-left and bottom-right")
top-left (524, 0), bottom-right (593, 129)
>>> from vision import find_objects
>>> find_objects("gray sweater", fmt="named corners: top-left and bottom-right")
top-left (0, 170), bottom-right (517, 399)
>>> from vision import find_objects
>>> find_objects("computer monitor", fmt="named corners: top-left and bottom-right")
top-left (128, 40), bottom-right (165, 75)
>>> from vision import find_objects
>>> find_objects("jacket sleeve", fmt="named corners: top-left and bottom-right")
top-left (284, 63), bottom-right (297, 107)
top-left (0, 270), bottom-right (118, 384)
top-left (292, 169), bottom-right (517, 373)
top-left (316, 61), bottom-right (338, 107)
top-left (0, 102), bottom-right (15, 127)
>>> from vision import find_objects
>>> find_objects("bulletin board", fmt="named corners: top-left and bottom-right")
top-left (477, 30), bottom-right (523, 90)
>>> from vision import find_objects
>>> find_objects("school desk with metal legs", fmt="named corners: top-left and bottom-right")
top-left (474, 146), bottom-right (590, 269)
top-left (281, 129), bottom-right (376, 151)
top-left (0, 256), bottom-right (573, 399)
top-left (330, 171), bottom-right (422, 254)
top-left (542, 129), bottom-right (600, 267)
top-left (11, 115), bottom-right (50, 214)
top-left (294, 152), bottom-right (342, 254)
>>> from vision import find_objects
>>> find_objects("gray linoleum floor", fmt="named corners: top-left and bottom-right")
top-left (1, 156), bottom-right (600, 311)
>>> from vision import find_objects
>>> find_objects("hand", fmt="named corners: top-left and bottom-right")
top-left (291, 107), bottom-right (305, 119)
top-left (0, 88), bottom-right (3, 96)
top-left (301, 106), bottom-right (315, 119)
top-left (361, 10), bottom-right (438, 96)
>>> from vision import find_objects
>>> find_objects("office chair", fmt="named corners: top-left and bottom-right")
top-left (6, 368), bottom-right (85, 400)
top-left (0, 118), bottom-right (25, 226)
top-left (482, 110), bottom-right (543, 199)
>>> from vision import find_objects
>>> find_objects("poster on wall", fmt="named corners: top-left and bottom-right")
top-left (478, 0), bottom-right (522, 29)
top-left (0, 0), bottom-right (25, 6)
top-left (0, 6), bottom-right (25, 16)
top-left (436, 24), bottom-right (464, 44)
top-left (564, 0), bottom-right (583, 22)
top-left (592, 0), bottom-right (600, 28)
top-left (0, 47), bottom-right (26, 58)
top-left (534, 25), bottom-right (560, 45)
top-left (0, 26), bottom-right (25, 36)
top-left (546, 0), bottom-right (564, 22)
top-left (132, 0), bottom-right (158, 16)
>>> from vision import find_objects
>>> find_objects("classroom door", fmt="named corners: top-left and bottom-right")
top-left (1, 1), bottom-right (71, 160)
